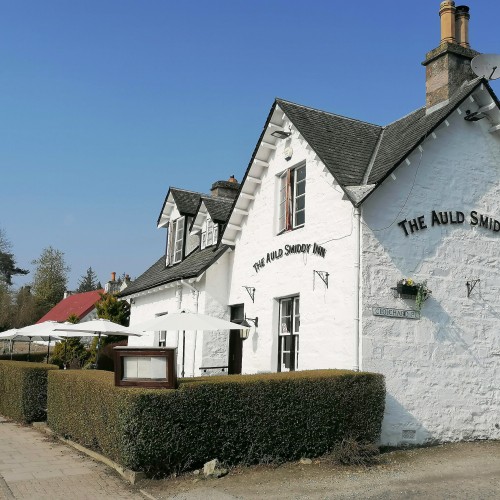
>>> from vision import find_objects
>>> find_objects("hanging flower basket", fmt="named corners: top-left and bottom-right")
top-left (397, 282), bottom-right (419, 296)
top-left (395, 279), bottom-right (431, 310)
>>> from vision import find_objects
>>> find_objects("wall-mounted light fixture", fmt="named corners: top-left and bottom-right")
top-left (240, 315), bottom-right (258, 339)
top-left (464, 110), bottom-right (486, 122)
top-left (271, 130), bottom-right (291, 139)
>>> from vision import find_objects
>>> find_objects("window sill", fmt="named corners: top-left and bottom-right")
top-left (276, 225), bottom-right (305, 236)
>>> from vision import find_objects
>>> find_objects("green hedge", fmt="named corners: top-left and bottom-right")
top-left (0, 361), bottom-right (59, 423)
top-left (47, 369), bottom-right (385, 476)
top-left (0, 353), bottom-right (47, 363)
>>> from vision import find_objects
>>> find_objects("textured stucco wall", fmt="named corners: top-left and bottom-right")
top-left (127, 278), bottom-right (207, 377)
top-left (362, 101), bottom-right (500, 445)
top-left (227, 118), bottom-right (357, 374)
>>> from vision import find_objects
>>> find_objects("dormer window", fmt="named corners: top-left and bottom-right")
top-left (201, 217), bottom-right (218, 249)
top-left (278, 163), bottom-right (306, 233)
top-left (166, 216), bottom-right (185, 265)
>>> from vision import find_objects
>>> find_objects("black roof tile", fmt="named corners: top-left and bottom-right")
top-left (202, 197), bottom-right (233, 223)
top-left (368, 78), bottom-right (484, 186)
top-left (119, 245), bottom-right (229, 297)
top-left (276, 99), bottom-right (382, 186)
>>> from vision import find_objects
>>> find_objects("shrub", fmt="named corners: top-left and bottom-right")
top-left (47, 369), bottom-right (385, 476)
top-left (0, 360), bottom-right (59, 422)
top-left (0, 353), bottom-right (47, 363)
top-left (50, 338), bottom-right (89, 369)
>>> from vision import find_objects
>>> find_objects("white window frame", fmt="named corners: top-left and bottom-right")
top-left (201, 216), bottom-right (218, 249)
top-left (278, 163), bottom-right (306, 233)
top-left (172, 216), bottom-right (185, 264)
top-left (278, 296), bottom-right (300, 372)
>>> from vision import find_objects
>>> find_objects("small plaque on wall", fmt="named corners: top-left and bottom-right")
top-left (373, 307), bottom-right (420, 320)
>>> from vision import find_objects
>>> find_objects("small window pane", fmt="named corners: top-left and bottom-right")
top-left (296, 166), bottom-right (306, 182)
top-left (295, 196), bottom-right (305, 211)
top-left (295, 210), bottom-right (305, 227)
top-left (283, 352), bottom-right (290, 369)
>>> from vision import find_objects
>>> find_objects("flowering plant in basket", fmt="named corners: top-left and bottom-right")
top-left (397, 278), bottom-right (431, 311)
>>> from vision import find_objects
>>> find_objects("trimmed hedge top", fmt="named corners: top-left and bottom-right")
top-left (0, 360), bottom-right (59, 423)
top-left (48, 368), bottom-right (385, 476)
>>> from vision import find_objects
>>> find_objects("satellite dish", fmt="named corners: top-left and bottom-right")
top-left (471, 54), bottom-right (500, 80)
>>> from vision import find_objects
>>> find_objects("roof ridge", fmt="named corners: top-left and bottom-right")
top-left (383, 106), bottom-right (425, 128)
top-left (276, 98), bottom-right (382, 128)
top-left (170, 187), bottom-right (208, 196)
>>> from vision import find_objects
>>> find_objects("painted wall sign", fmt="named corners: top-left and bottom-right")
top-left (398, 210), bottom-right (500, 236)
top-left (373, 307), bottom-right (420, 320)
top-left (253, 243), bottom-right (326, 273)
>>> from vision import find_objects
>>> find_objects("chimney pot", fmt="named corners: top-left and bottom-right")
top-left (439, 1), bottom-right (457, 44)
top-left (111, 272), bottom-right (116, 282)
top-left (455, 5), bottom-right (470, 48)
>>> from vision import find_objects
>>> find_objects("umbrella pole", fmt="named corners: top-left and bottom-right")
top-left (95, 333), bottom-right (101, 369)
top-left (182, 330), bottom-right (186, 377)
top-left (47, 337), bottom-right (51, 364)
top-left (10, 340), bottom-right (13, 360)
top-left (28, 338), bottom-right (31, 362)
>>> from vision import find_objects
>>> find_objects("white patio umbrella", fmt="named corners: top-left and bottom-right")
top-left (0, 328), bottom-right (20, 360)
top-left (132, 312), bottom-right (249, 333)
top-left (0, 322), bottom-right (63, 362)
top-left (54, 319), bottom-right (142, 368)
top-left (131, 312), bottom-right (250, 376)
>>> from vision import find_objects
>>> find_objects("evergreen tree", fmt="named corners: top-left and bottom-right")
top-left (0, 229), bottom-right (28, 286)
top-left (94, 292), bottom-right (130, 347)
top-left (95, 292), bottom-right (130, 326)
top-left (76, 267), bottom-right (101, 293)
top-left (31, 246), bottom-right (70, 316)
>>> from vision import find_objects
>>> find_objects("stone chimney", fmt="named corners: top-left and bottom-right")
top-left (210, 175), bottom-right (240, 200)
top-left (422, 2), bottom-right (479, 111)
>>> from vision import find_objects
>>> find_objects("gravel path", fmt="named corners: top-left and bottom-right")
top-left (140, 441), bottom-right (500, 499)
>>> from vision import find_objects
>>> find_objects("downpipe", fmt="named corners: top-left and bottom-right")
top-left (353, 207), bottom-right (361, 372)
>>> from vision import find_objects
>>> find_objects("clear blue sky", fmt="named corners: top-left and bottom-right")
top-left (1, 0), bottom-right (499, 290)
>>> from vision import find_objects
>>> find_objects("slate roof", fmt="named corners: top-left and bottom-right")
top-left (119, 245), bottom-right (229, 297)
top-left (274, 78), bottom-right (491, 205)
top-left (276, 99), bottom-right (382, 186)
top-left (368, 78), bottom-right (485, 186)
top-left (156, 188), bottom-right (207, 227)
top-left (202, 197), bottom-right (233, 223)
top-left (36, 290), bottom-right (103, 323)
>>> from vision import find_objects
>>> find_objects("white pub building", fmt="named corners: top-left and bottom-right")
top-left (122, 2), bottom-right (500, 446)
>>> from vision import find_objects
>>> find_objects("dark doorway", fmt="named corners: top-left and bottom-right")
top-left (228, 304), bottom-right (244, 374)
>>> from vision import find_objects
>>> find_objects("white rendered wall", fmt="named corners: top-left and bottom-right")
top-left (362, 106), bottom-right (500, 445)
top-left (201, 251), bottom-right (232, 372)
top-left (228, 121), bottom-right (357, 374)
top-left (127, 278), bottom-right (207, 378)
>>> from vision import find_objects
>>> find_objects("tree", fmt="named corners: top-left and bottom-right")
top-left (0, 229), bottom-right (28, 287)
top-left (95, 292), bottom-right (130, 326)
top-left (76, 267), bottom-right (101, 293)
top-left (31, 246), bottom-right (70, 316)
top-left (50, 314), bottom-right (89, 368)
top-left (0, 282), bottom-right (12, 332)
top-left (94, 292), bottom-right (130, 345)
top-left (12, 286), bottom-right (39, 328)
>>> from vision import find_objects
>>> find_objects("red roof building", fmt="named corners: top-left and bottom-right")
top-left (37, 290), bottom-right (103, 324)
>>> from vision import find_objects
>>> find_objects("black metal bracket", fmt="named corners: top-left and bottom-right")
top-left (466, 278), bottom-right (480, 298)
top-left (313, 270), bottom-right (329, 289)
top-left (243, 286), bottom-right (255, 303)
